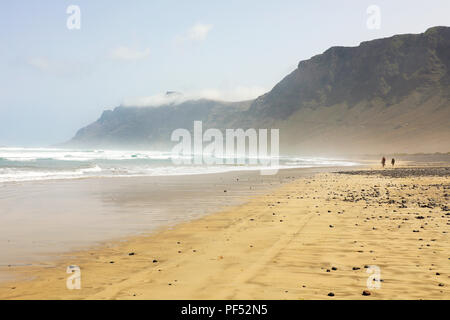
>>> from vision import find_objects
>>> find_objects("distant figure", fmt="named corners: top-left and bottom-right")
top-left (391, 158), bottom-right (395, 167)
top-left (381, 157), bottom-right (386, 168)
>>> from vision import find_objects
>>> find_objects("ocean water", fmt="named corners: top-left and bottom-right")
top-left (0, 147), bottom-right (358, 183)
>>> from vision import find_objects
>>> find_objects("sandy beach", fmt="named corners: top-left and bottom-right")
top-left (0, 166), bottom-right (344, 286)
top-left (0, 162), bottom-right (449, 300)
top-left (0, 167), bottom-right (342, 267)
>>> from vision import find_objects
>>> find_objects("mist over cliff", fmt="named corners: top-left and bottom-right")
top-left (67, 27), bottom-right (450, 155)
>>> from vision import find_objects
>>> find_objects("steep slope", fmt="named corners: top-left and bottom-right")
top-left (240, 26), bottom-right (450, 154)
top-left (247, 26), bottom-right (450, 120)
top-left (69, 99), bottom-right (252, 149)
top-left (67, 26), bottom-right (450, 154)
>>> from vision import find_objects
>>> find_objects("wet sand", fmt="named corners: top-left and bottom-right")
top-left (0, 164), bottom-right (448, 299)
top-left (0, 166), bottom-right (345, 284)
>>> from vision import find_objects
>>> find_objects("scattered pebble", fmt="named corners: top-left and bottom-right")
top-left (362, 290), bottom-right (371, 296)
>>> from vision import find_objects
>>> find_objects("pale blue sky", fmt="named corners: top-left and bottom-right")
top-left (0, 0), bottom-right (449, 146)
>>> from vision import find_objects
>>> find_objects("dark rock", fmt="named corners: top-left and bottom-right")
top-left (362, 290), bottom-right (371, 296)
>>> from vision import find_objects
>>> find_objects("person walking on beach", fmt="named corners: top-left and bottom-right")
top-left (391, 158), bottom-right (395, 167)
top-left (381, 157), bottom-right (386, 168)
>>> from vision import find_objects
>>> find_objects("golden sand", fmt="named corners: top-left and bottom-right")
top-left (0, 168), bottom-right (448, 300)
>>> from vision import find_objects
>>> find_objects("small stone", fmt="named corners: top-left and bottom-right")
top-left (362, 290), bottom-right (371, 296)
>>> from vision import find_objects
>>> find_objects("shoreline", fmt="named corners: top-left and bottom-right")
top-left (0, 165), bottom-right (356, 285)
top-left (1, 163), bottom-right (448, 299)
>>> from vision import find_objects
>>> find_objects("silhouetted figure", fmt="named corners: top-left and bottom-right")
top-left (391, 158), bottom-right (395, 167)
top-left (381, 157), bottom-right (386, 168)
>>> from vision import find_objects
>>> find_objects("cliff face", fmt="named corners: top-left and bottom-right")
top-left (68, 27), bottom-right (450, 154)
top-left (69, 99), bottom-right (252, 149)
top-left (247, 26), bottom-right (450, 121)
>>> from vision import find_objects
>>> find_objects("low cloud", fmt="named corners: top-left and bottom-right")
top-left (187, 23), bottom-right (213, 41)
top-left (110, 46), bottom-right (151, 61)
top-left (122, 86), bottom-right (267, 107)
top-left (176, 23), bottom-right (213, 44)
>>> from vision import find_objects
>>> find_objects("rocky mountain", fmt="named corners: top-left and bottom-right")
top-left (68, 99), bottom-right (252, 149)
top-left (67, 26), bottom-right (450, 155)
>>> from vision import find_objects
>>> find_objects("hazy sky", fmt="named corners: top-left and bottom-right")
top-left (0, 0), bottom-right (449, 146)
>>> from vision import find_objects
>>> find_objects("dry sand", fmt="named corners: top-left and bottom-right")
top-left (0, 165), bottom-right (448, 300)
